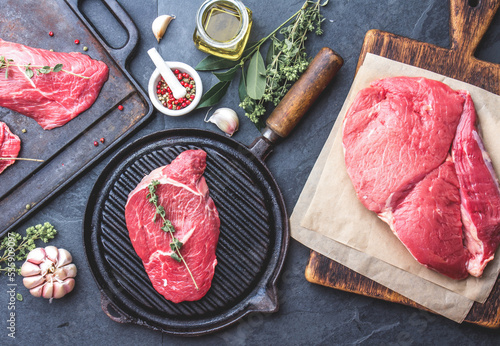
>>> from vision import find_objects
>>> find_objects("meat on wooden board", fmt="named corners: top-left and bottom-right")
top-left (343, 76), bottom-right (500, 279)
top-left (0, 121), bottom-right (21, 174)
top-left (0, 38), bottom-right (108, 130)
top-left (125, 150), bottom-right (220, 303)
top-left (453, 92), bottom-right (500, 277)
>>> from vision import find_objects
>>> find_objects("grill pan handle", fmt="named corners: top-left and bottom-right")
top-left (250, 47), bottom-right (343, 160)
top-left (100, 293), bottom-right (134, 324)
top-left (65, 0), bottom-right (139, 67)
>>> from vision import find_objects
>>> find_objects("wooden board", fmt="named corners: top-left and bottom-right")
top-left (305, 0), bottom-right (500, 328)
top-left (0, 0), bottom-right (153, 236)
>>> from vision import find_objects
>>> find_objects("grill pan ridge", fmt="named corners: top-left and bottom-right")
top-left (84, 129), bottom-right (288, 335)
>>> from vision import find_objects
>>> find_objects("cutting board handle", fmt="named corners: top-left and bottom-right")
top-left (449, 0), bottom-right (500, 56)
top-left (264, 47), bottom-right (343, 140)
top-left (66, 0), bottom-right (139, 67)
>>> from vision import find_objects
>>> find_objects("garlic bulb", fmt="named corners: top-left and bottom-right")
top-left (21, 246), bottom-right (77, 299)
top-left (152, 15), bottom-right (175, 42)
top-left (204, 108), bottom-right (239, 137)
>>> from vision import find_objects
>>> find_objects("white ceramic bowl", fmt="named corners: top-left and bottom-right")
top-left (148, 61), bottom-right (203, 116)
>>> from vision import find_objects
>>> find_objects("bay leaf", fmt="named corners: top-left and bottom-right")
top-left (214, 64), bottom-right (239, 81)
top-left (238, 66), bottom-right (247, 102)
top-left (246, 50), bottom-right (266, 100)
top-left (195, 55), bottom-right (239, 71)
top-left (196, 80), bottom-right (231, 109)
top-left (266, 39), bottom-right (277, 66)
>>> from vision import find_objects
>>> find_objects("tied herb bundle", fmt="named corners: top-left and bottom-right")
top-left (146, 180), bottom-right (198, 290)
top-left (0, 222), bottom-right (57, 275)
top-left (195, 0), bottom-right (328, 127)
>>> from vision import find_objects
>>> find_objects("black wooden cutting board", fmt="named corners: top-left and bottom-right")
top-left (0, 0), bottom-right (152, 236)
top-left (305, 0), bottom-right (500, 328)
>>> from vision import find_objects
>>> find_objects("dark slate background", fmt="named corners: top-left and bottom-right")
top-left (2, 0), bottom-right (500, 344)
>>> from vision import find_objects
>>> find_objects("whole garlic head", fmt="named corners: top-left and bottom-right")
top-left (21, 246), bottom-right (77, 299)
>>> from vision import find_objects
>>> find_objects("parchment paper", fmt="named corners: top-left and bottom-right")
top-left (291, 53), bottom-right (500, 323)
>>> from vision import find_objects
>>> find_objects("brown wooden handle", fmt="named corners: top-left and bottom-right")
top-left (265, 47), bottom-right (343, 140)
top-left (449, 0), bottom-right (500, 56)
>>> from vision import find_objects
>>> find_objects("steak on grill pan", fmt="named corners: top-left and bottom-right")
top-left (125, 149), bottom-right (220, 303)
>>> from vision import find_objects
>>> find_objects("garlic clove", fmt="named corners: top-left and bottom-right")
top-left (42, 282), bottom-right (54, 299)
top-left (53, 267), bottom-right (67, 281)
top-left (204, 107), bottom-right (239, 137)
top-left (152, 15), bottom-right (175, 43)
top-left (23, 275), bottom-right (46, 289)
top-left (57, 248), bottom-right (73, 267)
top-left (26, 247), bottom-right (45, 265)
top-left (44, 245), bottom-right (59, 263)
top-left (52, 281), bottom-right (66, 299)
top-left (63, 263), bottom-right (77, 278)
top-left (29, 285), bottom-right (44, 298)
top-left (63, 278), bottom-right (76, 295)
top-left (54, 263), bottom-right (77, 281)
top-left (20, 261), bottom-right (41, 276)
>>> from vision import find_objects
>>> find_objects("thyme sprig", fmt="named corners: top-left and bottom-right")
top-left (146, 180), bottom-right (199, 290)
top-left (0, 56), bottom-right (89, 80)
top-left (0, 222), bottom-right (57, 274)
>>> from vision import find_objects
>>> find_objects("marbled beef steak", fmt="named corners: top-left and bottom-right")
top-left (0, 38), bottom-right (108, 130)
top-left (125, 149), bottom-right (220, 303)
top-left (343, 76), bottom-right (500, 279)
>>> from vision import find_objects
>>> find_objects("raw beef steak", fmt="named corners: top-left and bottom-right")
top-left (125, 149), bottom-right (220, 303)
top-left (343, 76), bottom-right (500, 279)
top-left (0, 121), bottom-right (21, 174)
top-left (391, 161), bottom-right (468, 279)
top-left (453, 92), bottom-right (500, 277)
top-left (0, 39), bottom-right (108, 130)
top-left (343, 77), bottom-right (464, 214)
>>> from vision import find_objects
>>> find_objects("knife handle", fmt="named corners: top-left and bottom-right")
top-left (264, 47), bottom-right (343, 140)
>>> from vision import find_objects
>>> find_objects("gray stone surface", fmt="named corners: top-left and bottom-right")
top-left (2, 0), bottom-right (500, 344)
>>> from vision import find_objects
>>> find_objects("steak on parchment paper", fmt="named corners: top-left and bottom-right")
top-left (343, 76), bottom-right (500, 279)
top-left (0, 121), bottom-right (21, 174)
top-left (125, 149), bottom-right (220, 303)
top-left (0, 38), bottom-right (108, 130)
top-left (453, 92), bottom-right (500, 277)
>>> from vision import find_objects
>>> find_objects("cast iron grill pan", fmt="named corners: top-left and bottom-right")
top-left (83, 48), bottom-right (343, 335)
top-left (85, 130), bottom-right (285, 333)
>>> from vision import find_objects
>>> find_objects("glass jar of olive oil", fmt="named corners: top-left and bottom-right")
top-left (193, 0), bottom-right (252, 61)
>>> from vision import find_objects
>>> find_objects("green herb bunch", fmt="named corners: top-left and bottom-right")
top-left (147, 180), bottom-right (198, 290)
top-left (195, 0), bottom-right (328, 127)
top-left (0, 222), bottom-right (57, 274)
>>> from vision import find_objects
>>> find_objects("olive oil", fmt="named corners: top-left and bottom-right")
top-left (204, 4), bottom-right (242, 42)
top-left (194, 0), bottom-right (252, 61)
